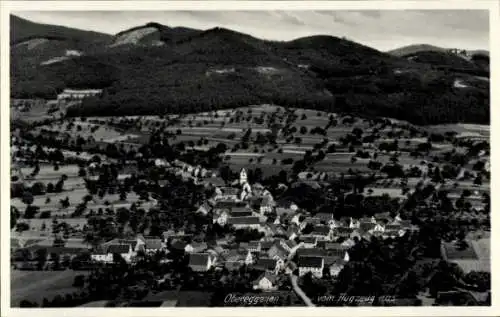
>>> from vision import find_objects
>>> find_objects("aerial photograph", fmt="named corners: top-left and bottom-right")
top-left (9, 9), bottom-right (490, 308)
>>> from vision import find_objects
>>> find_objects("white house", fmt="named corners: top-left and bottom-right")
top-left (298, 256), bottom-right (324, 278)
top-left (57, 88), bottom-right (102, 101)
top-left (227, 216), bottom-right (261, 230)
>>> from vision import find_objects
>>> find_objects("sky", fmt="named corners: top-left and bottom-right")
top-left (13, 10), bottom-right (489, 51)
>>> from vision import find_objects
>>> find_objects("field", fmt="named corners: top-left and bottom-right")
top-left (11, 270), bottom-right (88, 306)
top-left (14, 105), bottom-right (490, 203)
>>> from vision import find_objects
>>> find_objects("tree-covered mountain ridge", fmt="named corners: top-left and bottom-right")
top-left (11, 15), bottom-right (490, 125)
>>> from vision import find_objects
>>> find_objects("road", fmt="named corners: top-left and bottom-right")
top-left (288, 273), bottom-right (315, 307)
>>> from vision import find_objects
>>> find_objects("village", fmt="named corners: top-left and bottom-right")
top-left (10, 88), bottom-right (491, 307)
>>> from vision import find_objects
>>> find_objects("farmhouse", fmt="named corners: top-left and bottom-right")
top-left (188, 253), bottom-right (216, 272)
top-left (226, 216), bottom-right (261, 230)
top-left (253, 272), bottom-right (278, 291)
top-left (298, 256), bottom-right (324, 278)
top-left (253, 258), bottom-right (281, 274)
top-left (57, 88), bottom-right (102, 101)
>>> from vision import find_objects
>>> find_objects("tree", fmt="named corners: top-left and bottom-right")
top-left (474, 175), bottom-right (483, 185)
top-left (22, 191), bottom-right (34, 206)
top-left (31, 182), bottom-right (46, 195)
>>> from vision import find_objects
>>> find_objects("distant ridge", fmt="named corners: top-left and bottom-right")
top-left (10, 15), bottom-right (490, 126)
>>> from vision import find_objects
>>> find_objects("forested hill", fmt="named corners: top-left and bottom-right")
top-left (11, 15), bottom-right (490, 125)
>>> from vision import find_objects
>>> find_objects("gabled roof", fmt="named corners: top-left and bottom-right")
top-left (314, 213), bottom-right (335, 222)
top-left (298, 256), bottom-right (324, 268)
top-left (145, 239), bottom-right (163, 250)
top-left (170, 240), bottom-right (187, 250)
top-left (230, 211), bottom-right (253, 217)
top-left (253, 271), bottom-right (278, 285)
top-left (296, 248), bottom-right (325, 257)
top-left (189, 253), bottom-right (211, 266)
top-left (443, 241), bottom-right (479, 260)
top-left (227, 216), bottom-right (260, 225)
top-left (268, 243), bottom-right (288, 259)
top-left (107, 244), bottom-right (131, 254)
top-left (253, 258), bottom-right (278, 270)
top-left (334, 227), bottom-right (354, 234)
top-left (359, 222), bottom-right (376, 233)
top-left (247, 241), bottom-right (261, 249)
top-left (311, 225), bottom-right (330, 235)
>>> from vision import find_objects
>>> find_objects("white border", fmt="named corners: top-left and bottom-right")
top-left (1, 1), bottom-right (499, 317)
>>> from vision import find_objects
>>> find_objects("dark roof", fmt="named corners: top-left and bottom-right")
top-left (359, 222), bottom-right (376, 232)
top-left (170, 240), bottom-right (187, 250)
top-left (117, 239), bottom-right (138, 250)
top-left (247, 241), bottom-right (261, 249)
top-left (296, 248), bottom-right (325, 257)
top-left (188, 253), bottom-right (210, 266)
top-left (334, 227), bottom-right (353, 234)
top-left (107, 244), bottom-right (131, 254)
top-left (227, 217), bottom-right (260, 225)
top-left (385, 224), bottom-right (402, 231)
top-left (399, 220), bottom-right (412, 227)
top-left (253, 258), bottom-right (278, 270)
top-left (260, 241), bottom-right (274, 250)
top-left (298, 256), bottom-right (324, 268)
top-left (311, 226), bottom-right (330, 235)
top-left (324, 242), bottom-right (347, 250)
top-left (230, 211), bottom-right (253, 217)
top-left (268, 244), bottom-right (288, 259)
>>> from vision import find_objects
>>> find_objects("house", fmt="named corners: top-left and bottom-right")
top-left (92, 244), bottom-right (135, 263)
top-left (310, 225), bottom-right (332, 241)
top-left (349, 217), bottom-right (360, 229)
top-left (264, 223), bottom-right (286, 237)
top-left (268, 243), bottom-right (288, 261)
top-left (144, 238), bottom-right (164, 254)
top-left (253, 258), bottom-right (281, 274)
top-left (333, 227), bottom-right (354, 239)
top-left (224, 250), bottom-right (254, 270)
top-left (184, 242), bottom-right (208, 253)
top-left (281, 240), bottom-right (297, 253)
top-left (287, 225), bottom-right (299, 241)
top-left (196, 203), bottom-right (210, 215)
top-left (276, 207), bottom-right (294, 217)
top-left (300, 236), bottom-right (318, 248)
top-left (441, 238), bottom-right (490, 273)
top-left (298, 256), bottom-right (324, 278)
top-left (253, 272), bottom-right (278, 291)
top-left (214, 210), bottom-right (230, 225)
top-left (340, 238), bottom-right (356, 248)
top-left (227, 217), bottom-right (261, 230)
top-left (327, 258), bottom-right (347, 277)
top-left (259, 195), bottom-right (275, 214)
top-left (188, 253), bottom-right (216, 272)
top-left (296, 248), bottom-right (325, 258)
top-left (247, 241), bottom-right (261, 253)
top-left (315, 213), bottom-right (335, 224)
top-left (57, 88), bottom-right (102, 101)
